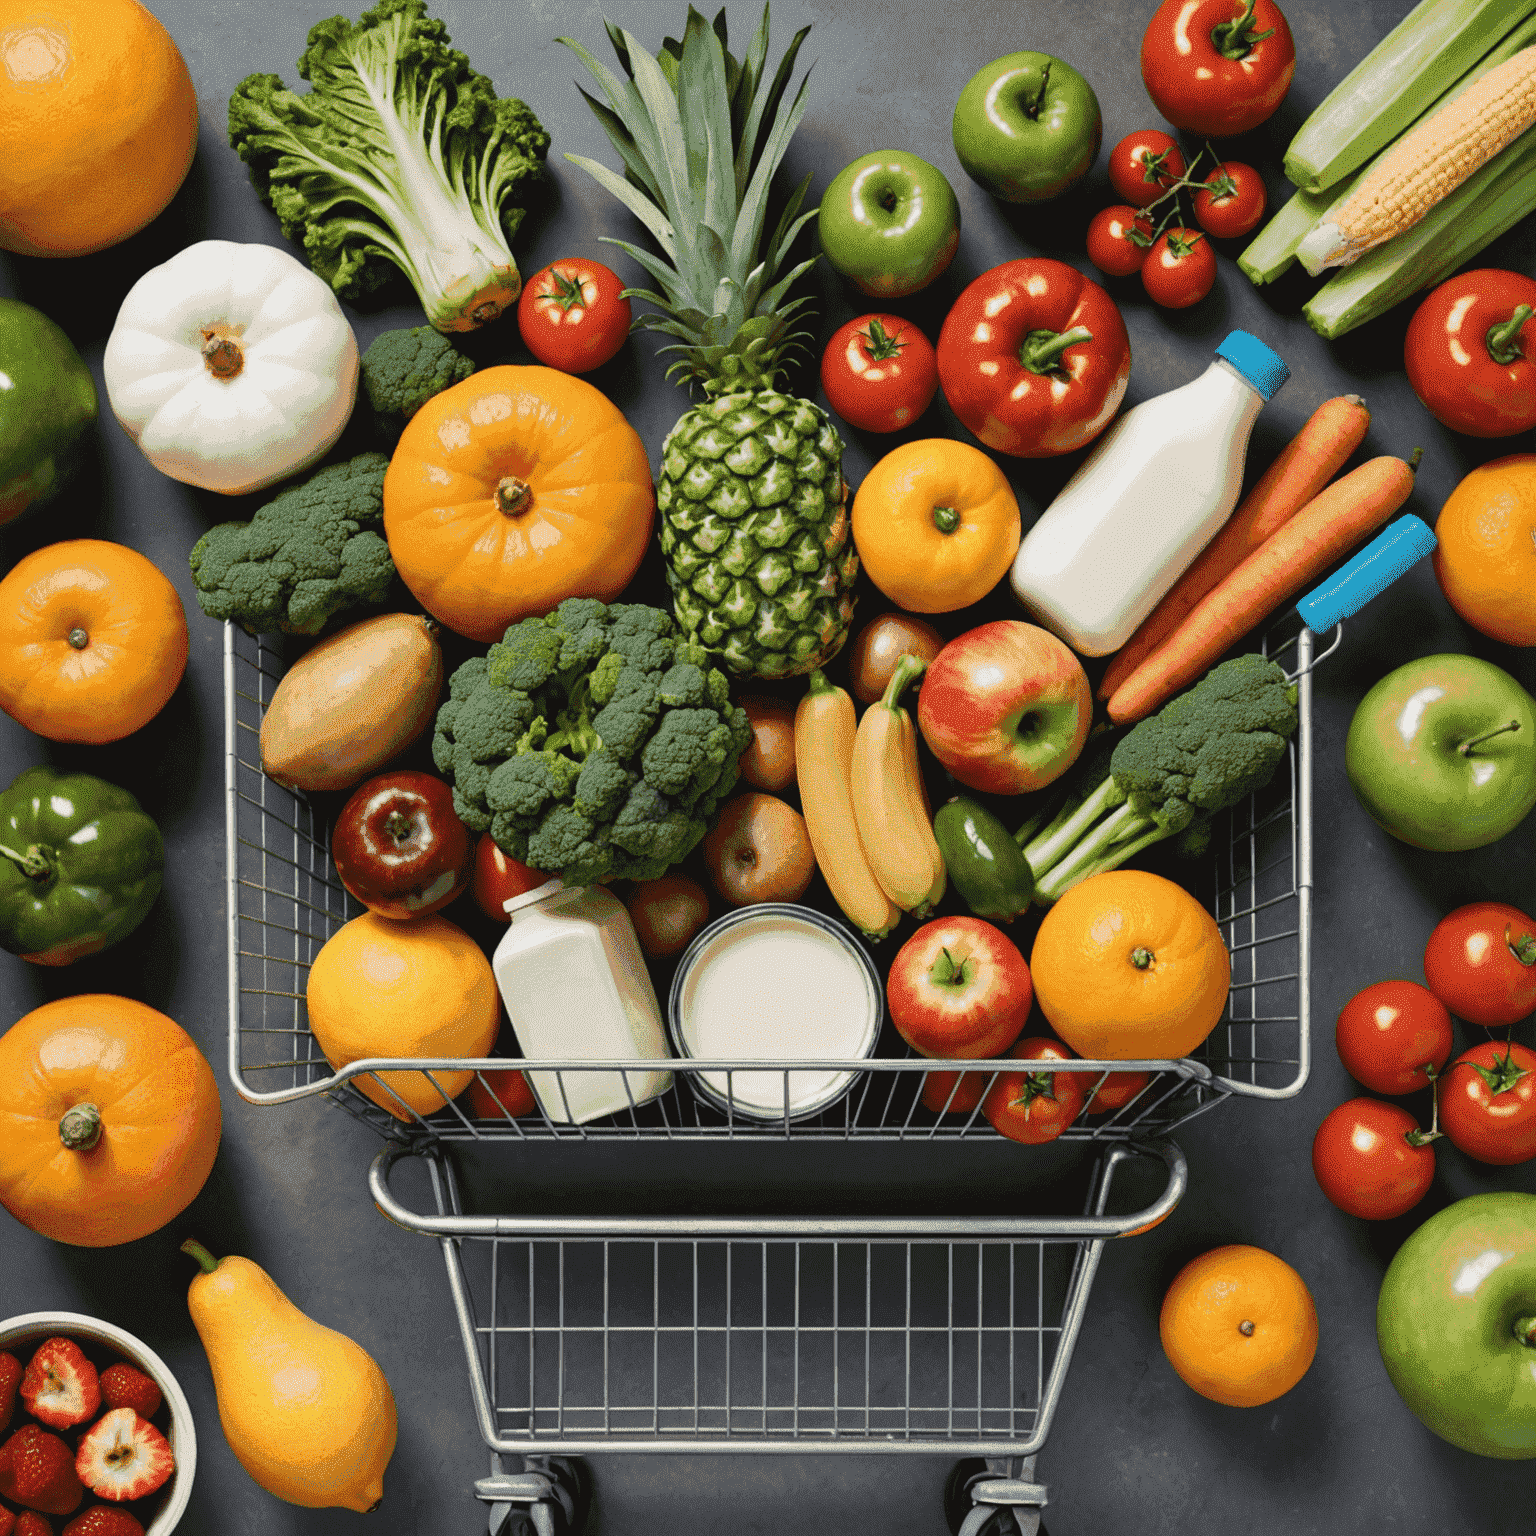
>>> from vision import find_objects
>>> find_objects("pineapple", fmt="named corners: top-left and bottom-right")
top-left (561, 6), bottom-right (858, 678)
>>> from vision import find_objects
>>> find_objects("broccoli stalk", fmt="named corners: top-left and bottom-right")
top-left (1010, 654), bottom-right (1300, 905)
top-left (229, 0), bottom-right (550, 332)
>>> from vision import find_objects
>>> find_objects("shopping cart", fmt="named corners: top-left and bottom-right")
top-left (223, 515), bottom-right (1432, 1529)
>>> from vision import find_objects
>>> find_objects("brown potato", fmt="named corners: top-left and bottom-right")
top-left (702, 793), bottom-right (814, 907)
top-left (628, 874), bottom-right (710, 958)
top-left (848, 612), bottom-right (944, 705)
top-left (735, 695), bottom-right (797, 792)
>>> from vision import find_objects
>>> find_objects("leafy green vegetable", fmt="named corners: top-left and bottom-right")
top-left (189, 454), bottom-right (395, 634)
top-left (228, 0), bottom-right (551, 333)
top-left (361, 326), bottom-right (476, 427)
top-left (1016, 654), bottom-right (1299, 904)
top-left (434, 598), bottom-right (753, 884)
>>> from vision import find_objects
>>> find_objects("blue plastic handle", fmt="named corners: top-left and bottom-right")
top-left (1295, 514), bottom-right (1437, 633)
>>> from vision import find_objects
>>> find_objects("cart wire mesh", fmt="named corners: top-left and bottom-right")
top-left (226, 617), bottom-right (1316, 1145)
top-left (368, 1140), bottom-right (1184, 1458)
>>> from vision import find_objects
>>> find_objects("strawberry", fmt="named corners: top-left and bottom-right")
top-left (20, 1343), bottom-right (100, 1432)
top-left (16, 1515), bottom-right (55, 1536)
top-left (63, 1511), bottom-right (145, 1536)
top-left (72, 1412), bottom-right (172, 1505)
top-left (0, 1425), bottom-right (85, 1516)
top-left (94, 1368), bottom-right (159, 1425)
top-left (0, 1351), bottom-right (21, 1433)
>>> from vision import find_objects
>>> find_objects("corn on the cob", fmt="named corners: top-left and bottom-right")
top-left (1298, 45), bottom-right (1536, 274)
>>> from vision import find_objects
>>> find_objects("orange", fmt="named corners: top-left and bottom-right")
top-left (1433, 454), bottom-right (1536, 647)
top-left (0, 0), bottom-right (198, 257)
top-left (1160, 1244), bottom-right (1318, 1407)
top-left (306, 913), bottom-right (499, 1122)
top-left (1029, 869), bottom-right (1230, 1060)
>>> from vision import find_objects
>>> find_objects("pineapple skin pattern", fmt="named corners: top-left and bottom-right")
top-left (658, 387), bottom-right (858, 679)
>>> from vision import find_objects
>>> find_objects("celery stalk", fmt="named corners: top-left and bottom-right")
top-left (1243, 10), bottom-right (1536, 285)
top-left (1303, 126), bottom-right (1536, 339)
top-left (1283, 0), bottom-right (1536, 195)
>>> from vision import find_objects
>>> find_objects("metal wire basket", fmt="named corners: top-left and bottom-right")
top-left (224, 617), bottom-right (1319, 1146)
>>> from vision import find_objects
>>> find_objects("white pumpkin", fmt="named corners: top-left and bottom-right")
top-left (103, 240), bottom-right (359, 495)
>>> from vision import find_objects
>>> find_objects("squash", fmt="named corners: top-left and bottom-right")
top-left (0, 539), bottom-right (188, 743)
top-left (0, 994), bottom-right (222, 1247)
top-left (383, 365), bottom-right (654, 642)
top-left (851, 438), bottom-right (1021, 612)
top-left (259, 613), bottom-right (441, 793)
top-left (102, 239), bottom-right (359, 495)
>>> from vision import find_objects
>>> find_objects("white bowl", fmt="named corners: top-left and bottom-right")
top-left (0, 1310), bottom-right (195, 1534)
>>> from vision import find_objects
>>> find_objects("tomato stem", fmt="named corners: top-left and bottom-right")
top-left (860, 318), bottom-right (904, 361)
top-left (1210, 0), bottom-right (1275, 60)
top-left (1485, 305), bottom-right (1533, 365)
top-left (1008, 1069), bottom-right (1057, 1116)
top-left (1469, 1046), bottom-right (1528, 1097)
top-left (1019, 326), bottom-right (1093, 375)
top-left (1457, 720), bottom-right (1521, 756)
top-left (549, 269), bottom-right (589, 313)
top-left (1408, 1063), bottom-right (1443, 1145)
top-left (1509, 924), bottom-right (1536, 968)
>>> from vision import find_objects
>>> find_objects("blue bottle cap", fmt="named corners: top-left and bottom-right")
top-left (1215, 330), bottom-right (1289, 401)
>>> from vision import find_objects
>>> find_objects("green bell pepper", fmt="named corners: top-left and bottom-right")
top-left (0, 298), bottom-right (99, 527)
top-left (0, 766), bottom-right (164, 966)
top-left (933, 796), bottom-right (1034, 920)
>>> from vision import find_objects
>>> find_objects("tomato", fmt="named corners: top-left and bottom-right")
top-left (1085, 205), bottom-right (1153, 279)
top-left (982, 1037), bottom-right (1086, 1145)
top-left (819, 314), bottom-right (938, 434)
top-left (1084, 1068), bottom-right (1151, 1115)
top-left (1439, 1041), bottom-right (1536, 1166)
top-left (1405, 269), bottom-right (1536, 438)
top-left (1311, 1098), bottom-right (1435, 1221)
top-left (466, 1066), bottom-right (537, 1120)
top-left (1141, 229), bottom-right (1215, 310)
top-left (471, 832), bottom-right (548, 923)
top-left (1335, 979), bottom-right (1454, 1096)
top-left (921, 1068), bottom-right (987, 1115)
top-left (516, 258), bottom-right (632, 373)
top-left (1141, 0), bottom-right (1296, 139)
top-left (1106, 130), bottom-right (1186, 209)
top-left (1423, 902), bottom-right (1536, 1028)
top-left (1192, 162), bottom-right (1267, 239)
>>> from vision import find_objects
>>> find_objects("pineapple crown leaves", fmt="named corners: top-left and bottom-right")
top-left (556, 5), bottom-right (820, 388)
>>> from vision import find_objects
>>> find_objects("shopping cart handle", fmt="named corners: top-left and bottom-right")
top-left (1295, 514), bottom-right (1437, 633)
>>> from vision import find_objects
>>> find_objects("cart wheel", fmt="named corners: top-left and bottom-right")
top-left (523, 1455), bottom-right (591, 1536)
top-left (479, 1457), bottom-right (591, 1536)
top-left (943, 1459), bottom-right (1048, 1536)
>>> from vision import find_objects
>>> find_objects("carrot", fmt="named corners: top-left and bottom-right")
top-left (1098, 394), bottom-right (1372, 701)
top-left (1106, 452), bottom-right (1418, 725)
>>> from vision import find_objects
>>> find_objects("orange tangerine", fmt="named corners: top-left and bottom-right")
top-left (1433, 454), bottom-right (1536, 647)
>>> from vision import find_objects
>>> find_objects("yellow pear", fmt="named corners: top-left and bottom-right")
top-left (182, 1239), bottom-right (397, 1511)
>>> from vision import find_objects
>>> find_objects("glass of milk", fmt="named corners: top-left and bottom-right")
top-left (668, 904), bottom-right (884, 1122)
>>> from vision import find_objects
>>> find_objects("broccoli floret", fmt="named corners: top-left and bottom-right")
top-left (361, 326), bottom-right (475, 426)
top-left (433, 597), bottom-right (751, 884)
top-left (228, 0), bottom-right (550, 332)
top-left (1017, 654), bottom-right (1300, 904)
top-left (188, 454), bottom-right (394, 634)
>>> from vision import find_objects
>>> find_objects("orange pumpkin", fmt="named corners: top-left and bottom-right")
top-left (1029, 869), bottom-right (1230, 1060)
top-left (851, 438), bottom-right (1021, 612)
top-left (383, 366), bottom-right (655, 643)
top-left (0, 539), bottom-right (189, 743)
top-left (0, 994), bottom-right (222, 1246)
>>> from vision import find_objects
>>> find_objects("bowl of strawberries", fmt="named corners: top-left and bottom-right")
top-left (0, 1313), bottom-right (194, 1536)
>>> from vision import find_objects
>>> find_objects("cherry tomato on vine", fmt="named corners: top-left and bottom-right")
top-left (1141, 228), bottom-right (1215, 309)
top-left (1107, 131), bottom-right (1186, 209)
top-left (472, 832), bottom-right (547, 924)
top-left (1423, 902), bottom-right (1536, 1028)
top-left (1312, 1098), bottom-right (1435, 1221)
top-left (819, 314), bottom-right (938, 433)
top-left (1085, 205), bottom-right (1153, 279)
top-left (1439, 1041), bottom-right (1536, 1166)
top-left (1192, 162), bottom-right (1267, 239)
top-left (517, 258), bottom-right (632, 373)
top-left (1141, 0), bottom-right (1296, 139)
top-left (982, 1037), bottom-right (1086, 1145)
top-left (1335, 979), bottom-right (1453, 1096)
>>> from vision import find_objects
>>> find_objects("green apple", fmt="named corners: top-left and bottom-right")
top-left (951, 51), bottom-right (1102, 204)
top-left (1344, 653), bottom-right (1536, 852)
top-left (1378, 1192), bottom-right (1536, 1458)
top-left (817, 150), bottom-right (961, 299)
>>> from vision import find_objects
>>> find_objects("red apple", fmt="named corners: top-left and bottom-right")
top-left (887, 916), bottom-right (1034, 1059)
top-left (916, 620), bottom-right (1091, 794)
top-left (333, 770), bottom-right (472, 919)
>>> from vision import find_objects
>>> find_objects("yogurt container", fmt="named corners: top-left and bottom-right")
top-left (668, 904), bottom-right (883, 1121)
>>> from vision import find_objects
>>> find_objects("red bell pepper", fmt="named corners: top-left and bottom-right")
top-left (1404, 268), bottom-right (1536, 439)
top-left (936, 259), bottom-right (1131, 458)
